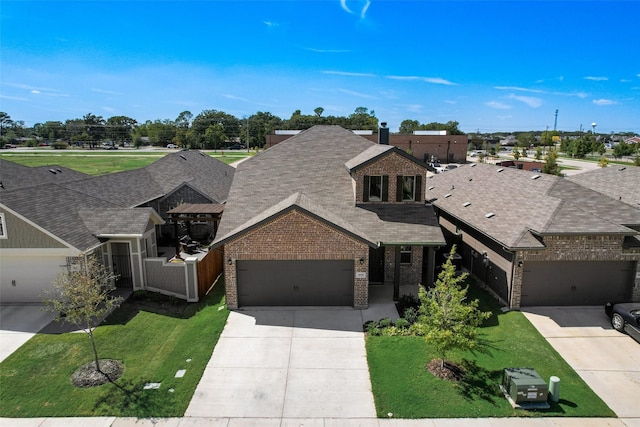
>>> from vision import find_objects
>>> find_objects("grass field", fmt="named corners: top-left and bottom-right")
top-left (366, 284), bottom-right (615, 419)
top-left (0, 150), bottom-right (251, 175)
top-left (0, 283), bottom-right (229, 418)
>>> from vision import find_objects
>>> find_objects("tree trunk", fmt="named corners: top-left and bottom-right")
top-left (88, 329), bottom-right (101, 373)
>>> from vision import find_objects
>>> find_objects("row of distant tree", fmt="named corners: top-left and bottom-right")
top-left (0, 108), bottom-right (463, 150)
top-left (1, 109), bottom-right (636, 151)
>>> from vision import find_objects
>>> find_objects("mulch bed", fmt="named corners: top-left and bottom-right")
top-left (71, 359), bottom-right (124, 388)
top-left (426, 358), bottom-right (465, 381)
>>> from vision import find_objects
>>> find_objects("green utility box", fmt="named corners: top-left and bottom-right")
top-left (502, 368), bottom-right (548, 403)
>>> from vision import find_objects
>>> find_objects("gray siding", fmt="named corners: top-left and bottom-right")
top-left (0, 209), bottom-right (67, 249)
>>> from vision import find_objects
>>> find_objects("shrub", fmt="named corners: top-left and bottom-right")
top-left (52, 141), bottom-right (68, 150)
top-left (363, 320), bottom-right (376, 332)
top-left (396, 294), bottom-right (420, 318)
top-left (402, 306), bottom-right (419, 324)
top-left (368, 326), bottom-right (382, 336)
top-left (378, 318), bottom-right (393, 328)
top-left (395, 318), bottom-right (409, 329)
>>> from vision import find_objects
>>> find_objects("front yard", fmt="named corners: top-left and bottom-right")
top-left (0, 282), bottom-right (228, 418)
top-left (366, 284), bottom-right (615, 418)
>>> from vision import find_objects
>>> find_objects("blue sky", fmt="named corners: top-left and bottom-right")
top-left (1, 0), bottom-right (639, 134)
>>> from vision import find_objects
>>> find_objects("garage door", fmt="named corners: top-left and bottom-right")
top-left (521, 261), bottom-right (635, 306)
top-left (236, 260), bottom-right (354, 307)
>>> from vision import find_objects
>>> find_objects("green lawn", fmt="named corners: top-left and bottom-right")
top-left (0, 150), bottom-right (250, 175)
top-left (0, 282), bottom-right (229, 418)
top-left (366, 285), bottom-right (615, 419)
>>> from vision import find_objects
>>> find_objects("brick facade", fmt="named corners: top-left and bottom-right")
top-left (224, 209), bottom-right (370, 309)
top-left (383, 245), bottom-right (423, 287)
top-left (353, 152), bottom-right (427, 204)
top-left (510, 235), bottom-right (640, 308)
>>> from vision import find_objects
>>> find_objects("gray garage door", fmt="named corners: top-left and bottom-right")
top-left (236, 260), bottom-right (354, 307)
top-left (521, 261), bottom-right (635, 306)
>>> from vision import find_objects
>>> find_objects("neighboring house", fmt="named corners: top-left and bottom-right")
top-left (495, 160), bottom-right (544, 172)
top-left (427, 163), bottom-right (640, 308)
top-left (213, 125), bottom-right (445, 309)
top-left (0, 151), bottom-right (234, 303)
top-left (265, 128), bottom-right (468, 164)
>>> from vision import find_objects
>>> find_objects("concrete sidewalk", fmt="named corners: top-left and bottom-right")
top-left (1, 416), bottom-right (636, 426)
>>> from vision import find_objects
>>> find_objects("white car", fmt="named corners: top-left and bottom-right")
top-left (166, 144), bottom-right (178, 149)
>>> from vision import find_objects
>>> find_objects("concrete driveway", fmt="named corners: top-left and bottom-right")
top-left (0, 305), bottom-right (56, 363)
top-left (185, 308), bottom-right (377, 419)
top-left (523, 306), bottom-right (640, 419)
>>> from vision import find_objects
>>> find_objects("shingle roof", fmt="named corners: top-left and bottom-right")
top-left (1, 185), bottom-right (119, 251)
top-left (0, 151), bottom-right (234, 251)
top-left (62, 150), bottom-right (235, 206)
top-left (214, 125), bottom-right (445, 247)
top-left (78, 208), bottom-right (162, 237)
top-left (566, 165), bottom-right (640, 208)
top-left (428, 163), bottom-right (640, 250)
top-left (0, 159), bottom-right (89, 191)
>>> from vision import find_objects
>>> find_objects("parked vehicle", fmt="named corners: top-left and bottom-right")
top-left (605, 302), bottom-right (640, 343)
top-left (167, 144), bottom-right (178, 149)
top-left (228, 143), bottom-right (245, 150)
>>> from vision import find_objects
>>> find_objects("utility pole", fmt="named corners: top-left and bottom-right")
top-left (246, 117), bottom-right (250, 152)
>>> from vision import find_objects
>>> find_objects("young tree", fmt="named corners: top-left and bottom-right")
top-left (512, 147), bottom-right (521, 161)
top-left (42, 254), bottom-right (123, 373)
top-left (598, 155), bottom-right (609, 168)
top-left (534, 146), bottom-right (543, 160)
top-left (417, 246), bottom-right (491, 373)
top-left (542, 148), bottom-right (561, 176)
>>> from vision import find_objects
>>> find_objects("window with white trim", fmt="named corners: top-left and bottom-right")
top-left (0, 213), bottom-right (7, 239)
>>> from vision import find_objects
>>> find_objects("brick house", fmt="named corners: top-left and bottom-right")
top-left (265, 129), bottom-right (468, 164)
top-left (213, 125), bottom-right (445, 309)
top-left (427, 163), bottom-right (640, 308)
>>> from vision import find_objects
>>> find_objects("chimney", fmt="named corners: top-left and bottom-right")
top-left (378, 122), bottom-right (389, 145)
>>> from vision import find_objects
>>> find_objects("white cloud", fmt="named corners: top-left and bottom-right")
top-left (222, 94), bottom-right (249, 102)
top-left (0, 94), bottom-right (29, 101)
top-left (593, 99), bottom-right (617, 106)
top-left (91, 88), bottom-right (122, 95)
top-left (386, 75), bottom-right (457, 85)
top-left (31, 90), bottom-right (41, 94)
top-left (306, 48), bottom-right (351, 53)
top-left (263, 21), bottom-right (279, 28)
top-left (340, 0), bottom-right (371, 19)
top-left (507, 94), bottom-right (543, 108)
top-left (444, 100), bottom-right (456, 105)
top-left (338, 88), bottom-right (375, 98)
top-left (485, 101), bottom-right (511, 110)
top-left (494, 86), bottom-right (545, 94)
top-left (422, 77), bottom-right (457, 86)
top-left (322, 70), bottom-right (376, 77)
top-left (584, 76), bottom-right (608, 81)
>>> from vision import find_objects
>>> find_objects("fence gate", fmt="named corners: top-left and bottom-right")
top-left (111, 242), bottom-right (133, 288)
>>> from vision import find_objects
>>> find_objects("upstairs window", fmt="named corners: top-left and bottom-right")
top-left (0, 213), bottom-right (6, 239)
top-left (363, 175), bottom-right (389, 202)
top-left (396, 175), bottom-right (422, 202)
top-left (369, 175), bottom-right (382, 201)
